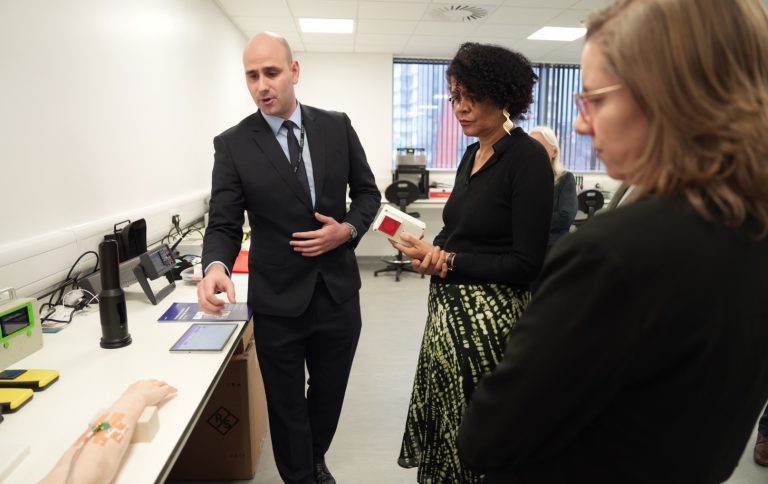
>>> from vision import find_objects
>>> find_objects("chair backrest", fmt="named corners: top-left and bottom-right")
top-left (384, 180), bottom-right (420, 212)
top-left (577, 189), bottom-right (605, 218)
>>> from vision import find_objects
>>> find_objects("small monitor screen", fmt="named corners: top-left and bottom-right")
top-left (0, 306), bottom-right (31, 338)
top-left (149, 251), bottom-right (166, 273)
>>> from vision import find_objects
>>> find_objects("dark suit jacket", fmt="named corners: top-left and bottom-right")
top-left (202, 105), bottom-right (381, 317)
top-left (458, 195), bottom-right (768, 483)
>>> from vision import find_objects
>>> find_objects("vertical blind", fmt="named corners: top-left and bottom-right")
top-left (392, 59), bottom-right (603, 172)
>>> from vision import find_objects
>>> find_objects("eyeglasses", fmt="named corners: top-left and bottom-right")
top-left (573, 84), bottom-right (623, 121)
top-left (448, 91), bottom-right (476, 107)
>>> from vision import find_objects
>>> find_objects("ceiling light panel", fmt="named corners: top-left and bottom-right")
top-left (299, 18), bottom-right (354, 34)
top-left (300, 33), bottom-right (356, 45)
top-left (545, 9), bottom-right (592, 26)
top-left (528, 26), bottom-right (585, 41)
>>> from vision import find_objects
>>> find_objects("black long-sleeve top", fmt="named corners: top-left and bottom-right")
top-left (433, 127), bottom-right (553, 287)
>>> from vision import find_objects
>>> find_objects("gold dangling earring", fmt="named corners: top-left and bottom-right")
top-left (502, 108), bottom-right (514, 135)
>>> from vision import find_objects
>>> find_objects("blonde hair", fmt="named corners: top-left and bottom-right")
top-left (530, 126), bottom-right (565, 183)
top-left (586, 0), bottom-right (768, 237)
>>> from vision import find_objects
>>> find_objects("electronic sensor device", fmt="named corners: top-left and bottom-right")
top-left (0, 288), bottom-right (42, 371)
top-left (372, 204), bottom-right (426, 247)
top-left (133, 244), bottom-right (176, 305)
top-left (0, 387), bottom-right (33, 413)
top-left (0, 369), bottom-right (60, 391)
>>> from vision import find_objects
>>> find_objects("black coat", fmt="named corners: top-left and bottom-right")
top-left (458, 195), bottom-right (768, 483)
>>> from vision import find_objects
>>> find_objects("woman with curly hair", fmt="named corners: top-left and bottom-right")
top-left (395, 42), bottom-right (553, 483)
top-left (457, 0), bottom-right (768, 482)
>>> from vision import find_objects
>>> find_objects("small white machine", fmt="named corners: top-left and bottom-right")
top-left (0, 288), bottom-right (42, 370)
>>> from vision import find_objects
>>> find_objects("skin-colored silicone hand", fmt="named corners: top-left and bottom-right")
top-left (124, 379), bottom-right (178, 407)
top-left (39, 379), bottom-right (178, 484)
top-left (391, 233), bottom-right (449, 277)
top-left (290, 212), bottom-right (352, 257)
top-left (196, 264), bottom-right (236, 315)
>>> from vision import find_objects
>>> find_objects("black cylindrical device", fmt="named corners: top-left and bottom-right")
top-left (98, 240), bottom-right (132, 348)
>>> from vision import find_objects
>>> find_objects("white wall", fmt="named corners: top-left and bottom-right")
top-left (0, 0), bottom-right (252, 296)
top-left (294, 52), bottom-right (394, 187)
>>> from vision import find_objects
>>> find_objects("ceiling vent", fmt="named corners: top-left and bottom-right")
top-left (428, 5), bottom-right (488, 23)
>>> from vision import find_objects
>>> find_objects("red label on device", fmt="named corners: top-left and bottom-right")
top-left (378, 216), bottom-right (401, 236)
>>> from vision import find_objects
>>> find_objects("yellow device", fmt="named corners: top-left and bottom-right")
top-left (0, 288), bottom-right (42, 370)
top-left (0, 369), bottom-right (60, 391)
top-left (0, 387), bottom-right (34, 413)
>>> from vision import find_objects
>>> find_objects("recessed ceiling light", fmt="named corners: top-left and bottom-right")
top-left (528, 27), bottom-right (586, 41)
top-left (299, 18), bottom-right (354, 34)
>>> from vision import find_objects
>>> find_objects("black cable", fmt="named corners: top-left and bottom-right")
top-left (37, 251), bottom-right (99, 311)
top-left (37, 278), bottom-right (77, 302)
top-left (170, 227), bottom-right (202, 253)
top-left (40, 304), bottom-right (77, 324)
top-left (165, 222), bottom-right (206, 256)
top-left (55, 251), bottom-right (99, 306)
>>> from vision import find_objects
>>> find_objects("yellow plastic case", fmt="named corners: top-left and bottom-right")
top-left (0, 369), bottom-right (60, 391)
top-left (0, 388), bottom-right (33, 413)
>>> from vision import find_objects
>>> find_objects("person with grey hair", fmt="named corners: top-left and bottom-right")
top-left (530, 126), bottom-right (577, 249)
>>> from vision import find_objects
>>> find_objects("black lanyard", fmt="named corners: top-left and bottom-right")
top-left (293, 123), bottom-right (306, 173)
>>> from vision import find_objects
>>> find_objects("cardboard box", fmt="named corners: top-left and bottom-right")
top-left (235, 318), bottom-right (254, 354)
top-left (168, 331), bottom-right (267, 480)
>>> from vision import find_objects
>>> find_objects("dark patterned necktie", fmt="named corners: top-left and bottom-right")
top-left (282, 120), bottom-right (310, 197)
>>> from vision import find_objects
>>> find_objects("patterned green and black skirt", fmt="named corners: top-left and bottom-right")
top-left (398, 282), bottom-right (530, 483)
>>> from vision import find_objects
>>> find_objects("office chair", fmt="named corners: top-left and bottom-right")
top-left (573, 189), bottom-right (605, 228)
top-left (374, 180), bottom-right (425, 282)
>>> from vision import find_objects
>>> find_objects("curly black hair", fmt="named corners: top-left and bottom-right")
top-left (446, 42), bottom-right (538, 119)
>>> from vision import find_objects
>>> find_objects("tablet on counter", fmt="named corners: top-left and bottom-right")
top-left (169, 323), bottom-right (238, 352)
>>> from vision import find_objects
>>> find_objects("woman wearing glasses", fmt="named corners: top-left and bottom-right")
top-left (394, 42), bottom-right (553, 483)
top-left (457, 0), bottom-right (768, 483)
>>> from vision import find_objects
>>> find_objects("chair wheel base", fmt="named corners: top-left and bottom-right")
top-left (373, 254), bottom-right (423, 282)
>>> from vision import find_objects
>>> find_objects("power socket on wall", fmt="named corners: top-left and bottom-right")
top-left (170, 212), bottom-right (181, 232)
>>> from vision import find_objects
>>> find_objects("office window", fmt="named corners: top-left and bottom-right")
top-left (392, 59), bottom-right (603, 172)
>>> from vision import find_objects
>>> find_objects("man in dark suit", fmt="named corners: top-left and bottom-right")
top-left (198, 32), bottom-right (380, 484)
